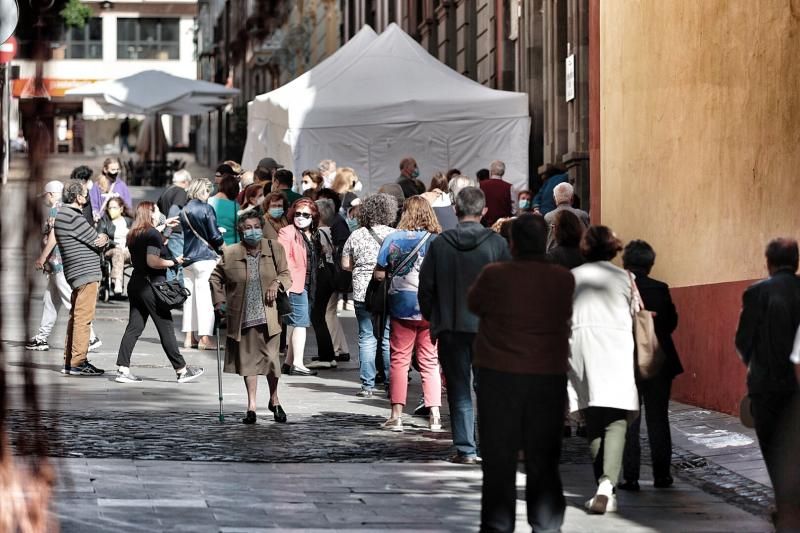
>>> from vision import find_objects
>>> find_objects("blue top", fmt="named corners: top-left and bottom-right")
top-left (180, 199), bottom-right (225, 265)
top-left (208, 196), bottom-right (240, 245)
top-left (532, 173), bottom-right (569, 216)
top-left (376, 230), bottom-right (435, 321)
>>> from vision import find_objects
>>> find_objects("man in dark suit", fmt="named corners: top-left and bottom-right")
top-left (620, 240), bottom-right (683, 491)
top-left (735, 237), bottom-right (800, 529)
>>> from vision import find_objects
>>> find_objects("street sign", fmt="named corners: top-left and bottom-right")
top-left (0, 36), bottom-right (17, 63)
top-left (565, 54), bottom-right (575, 102)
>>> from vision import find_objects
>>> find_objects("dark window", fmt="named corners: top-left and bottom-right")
top-left (117, 18), bottom-right (180, 60)
top-left (64, 18), bottom-right (103, 59)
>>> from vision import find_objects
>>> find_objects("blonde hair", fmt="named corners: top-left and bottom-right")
top-left (397, 196), bottom-right (442, 234)
top-left (331, 167), bottom-right (357, 194)
top-left (186, 178), bottom-right (213, 200)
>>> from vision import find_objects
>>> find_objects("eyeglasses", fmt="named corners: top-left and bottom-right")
top-left (295, 212), bottom-right (313, 219)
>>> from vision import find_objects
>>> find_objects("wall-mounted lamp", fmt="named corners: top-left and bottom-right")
top-left (100, 1), bottom-right (114, 9)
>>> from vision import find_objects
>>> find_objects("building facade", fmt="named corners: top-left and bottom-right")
top-left (339, 0), bottom-right (590, 205)
top-left (12, 0), bottom-right (197, 154)
top-left (195, 0), bottom-right (341, 167)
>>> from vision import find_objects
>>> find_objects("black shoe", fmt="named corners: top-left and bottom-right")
top-left (654, 476), bottom-right (674, 488)
top-left (617, 480), bottom-right (640, 491)
top-left (281, 363), bottom-right (291, 374)
top-left (337, 352), bottom-right (350, 362)
top-left (272, 404), bottom-right (287, 423)
top-left (448, 453), bottom-right (481, 465)
top-left (69, 361), bottom-right (105, 376)
top-left (242, 410), bottom-right (256, 424)
top-left (289, 366), bottom-right (317, 376)
top-left (375, 371), bottom-right (386, 385)
top-left (413, 399), bottom-right (430, 417)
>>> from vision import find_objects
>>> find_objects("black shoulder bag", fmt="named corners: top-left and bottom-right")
top-left (267, 239), bottom-right (293, 318)
top-left (320, 229), bottom-right (352, 293)
top-left (148, 277), bottom-right (191, 310)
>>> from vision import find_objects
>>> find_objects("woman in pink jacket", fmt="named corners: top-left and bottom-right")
top-left (278, 198), bottom-right (320, 376)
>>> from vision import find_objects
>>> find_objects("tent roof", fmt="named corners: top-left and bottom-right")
top-left (251, 23), bottom-right (528, 129)
top-left (66, 70), bottom-right (238, 115)
top-left (254, 25), bottom-right (377, 109)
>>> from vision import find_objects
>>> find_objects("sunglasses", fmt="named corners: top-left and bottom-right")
top-left (295, 212), bottom-right (313, 219)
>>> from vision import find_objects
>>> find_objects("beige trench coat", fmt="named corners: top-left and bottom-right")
top-left (209, 238), bottom-right (292, 342)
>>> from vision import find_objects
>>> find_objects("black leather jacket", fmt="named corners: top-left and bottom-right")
top-left (180, 199), bottom-right (224, 265)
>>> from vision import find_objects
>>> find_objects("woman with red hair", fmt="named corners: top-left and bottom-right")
top-left (277, 198), bottom-right (321, 376)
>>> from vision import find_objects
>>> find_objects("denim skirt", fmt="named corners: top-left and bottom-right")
top-left (285, 289), bottom-right (311, 327)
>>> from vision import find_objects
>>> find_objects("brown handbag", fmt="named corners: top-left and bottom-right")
top-left (629, 271), bottom-right (665, 380)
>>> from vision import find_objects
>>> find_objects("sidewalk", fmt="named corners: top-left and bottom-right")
top-left (0, 182), bottom-right (775, 532)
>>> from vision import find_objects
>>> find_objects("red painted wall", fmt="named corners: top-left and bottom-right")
top-left (670, 279), bottom-right (757, 415)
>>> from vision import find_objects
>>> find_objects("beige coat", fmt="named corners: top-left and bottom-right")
top-left (210, 238), bottom-right (292, 342)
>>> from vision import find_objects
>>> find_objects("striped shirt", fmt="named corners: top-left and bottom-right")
top-left (54, 205), bottom-right (102, 289)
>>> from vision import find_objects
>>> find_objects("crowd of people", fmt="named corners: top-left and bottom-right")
top-left (27, 151), bottom-right (800, 531)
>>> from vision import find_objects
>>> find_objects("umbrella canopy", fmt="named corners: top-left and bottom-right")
top-left (65, 70), bottom-right (238, 115)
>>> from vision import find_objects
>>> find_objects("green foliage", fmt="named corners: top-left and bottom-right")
top-left (60, 0), bottom-right (92, 28)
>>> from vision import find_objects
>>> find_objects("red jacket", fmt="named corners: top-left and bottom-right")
top-left (479, 178), bottom-right (513, 226)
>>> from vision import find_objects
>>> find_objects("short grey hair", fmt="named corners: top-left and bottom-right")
top-left (455, 187), bottom-right (486, 217)
top-left (448, 174), bottom-right (478, 203)
top-left (315, 198), bottom-right (336, 226)
top-left (358, 193), bottom-right (398, 228)
top-left (186, 178), bottom-right (213, 200)
top-left (62, 180), bottom-right (86, 205)
top-left (553, 182), bottom-right (574, 204)
top-left (489, 160), bottom-right (505, 177)
top-left (318, 159), bottom-right (336, 174)
top-left (236, 210), bottom-right (264, 232)
top-left (172, 169), bottom-right (192, 184)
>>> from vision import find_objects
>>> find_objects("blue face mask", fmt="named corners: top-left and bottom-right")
top-left (268, 207), bottom-right (284, 219)
top-left (411, 168), bottom-right (420, 179)
top-left (242, 228), bottom-right (263, 245)
top-left (346, 217), bottom-right (359, 232)
top-left (518, 199), bottom-right (530, 210)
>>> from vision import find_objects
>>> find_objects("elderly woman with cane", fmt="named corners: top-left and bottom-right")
top-left (210, 211), bottom-right (292, 424)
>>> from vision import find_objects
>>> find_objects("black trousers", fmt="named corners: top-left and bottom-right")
top-left (477, 369), bottom-right (567, 533)
top-left (751, 390), bottom-right (800, 517)
top-left (622, 374), bottom-right (674, 481)
top-left (116, 274), bottom-right (186, 370)
top-left (310, 266), bottom-right (336, 362)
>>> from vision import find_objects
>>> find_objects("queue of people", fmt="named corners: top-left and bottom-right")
top-left (45, 153), bottom-right (800, 533)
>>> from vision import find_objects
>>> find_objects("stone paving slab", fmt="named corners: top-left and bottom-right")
top-left (52, 459), bottom-right (771, 532)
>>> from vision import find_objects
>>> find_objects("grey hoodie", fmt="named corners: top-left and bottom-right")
top-left (419, 221), bottom-right (511, 339)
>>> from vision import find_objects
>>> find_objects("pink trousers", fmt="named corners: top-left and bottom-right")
top-left (389, 318), bottom-right (442, 408)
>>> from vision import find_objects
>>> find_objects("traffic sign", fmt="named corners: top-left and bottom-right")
top-left (0, 36), bottom-right (16, 63)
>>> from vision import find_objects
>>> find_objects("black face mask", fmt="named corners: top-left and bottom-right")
top-left (107, 171), bottom-right (119, 179)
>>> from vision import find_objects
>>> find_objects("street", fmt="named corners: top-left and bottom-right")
top-left (1, 173), bottom-right (774, 532)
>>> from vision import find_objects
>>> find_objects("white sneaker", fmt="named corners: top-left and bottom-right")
top-left (115, 369), bottom-right (142, 383)
top-left (88, 337), bottom-right (102, 352)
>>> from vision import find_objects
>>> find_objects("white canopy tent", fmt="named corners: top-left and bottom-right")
top-left (67, 70), bottom-right (238, 160)
top-left (242, 23), bottom-right (530, 193)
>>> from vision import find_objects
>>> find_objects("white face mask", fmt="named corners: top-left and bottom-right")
top-left (302, 182), bottom-right (313, 192)
top-left (352, 181), bottom-right (363, 192)
top-left (294, 216), bottom-right (312, 229)
top-left (86, 181), bottom-right (94, 190)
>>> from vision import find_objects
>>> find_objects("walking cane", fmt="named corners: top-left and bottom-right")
top-left (215, 315), bottom-right (224, 423)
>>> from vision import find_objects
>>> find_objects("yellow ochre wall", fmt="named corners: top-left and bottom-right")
top-left (599, 0), bottom-right (800, 289)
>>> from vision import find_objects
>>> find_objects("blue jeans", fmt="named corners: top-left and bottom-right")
top-left (166, 233), bottom-right (184, 283)
top-left (438, 331), bottom-right (479, 457)
top-left (354, 301), bottom-right (390, 390)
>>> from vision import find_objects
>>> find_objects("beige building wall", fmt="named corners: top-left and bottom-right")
top-left (599, 0), bottom-right (800, 289)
